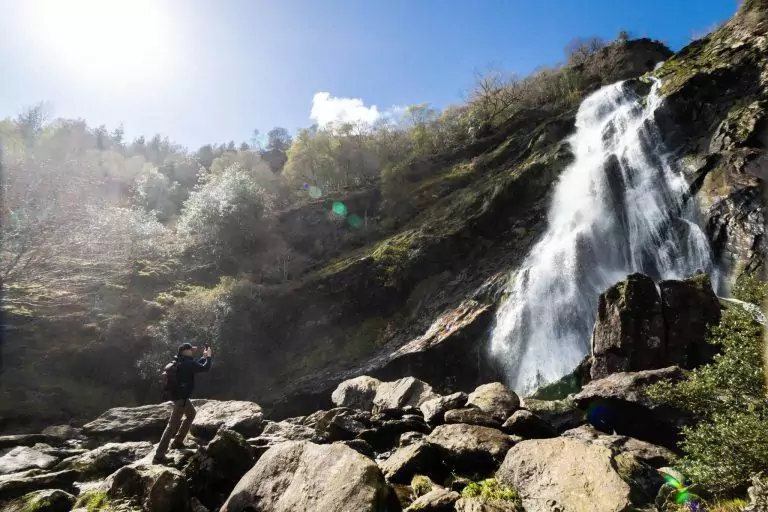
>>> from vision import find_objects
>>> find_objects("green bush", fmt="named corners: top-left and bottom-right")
top-left (731, 272), bottom-right (767, 306)
top-left (411, 475), bottom-right (434, 497)
top-left (648, 306), bottom-right (767, 495)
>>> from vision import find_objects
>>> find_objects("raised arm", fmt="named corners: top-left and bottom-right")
top-left (195, 347), bottom-right (213, 373)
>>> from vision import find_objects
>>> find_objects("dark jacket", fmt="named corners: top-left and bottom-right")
top-left (171, 354), bottom-right (212, 400)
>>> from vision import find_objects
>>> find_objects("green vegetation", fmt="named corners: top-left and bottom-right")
top-left (73, 491), bottom-right (110, 512)
top-left (647, 305), bottom-right (767, 495)
top-left (731, 272), bottom-right (767, 306)
top-left (411, 475), bottom-right (435, 497)
top-left (461, 478), bottom-right (523, 506)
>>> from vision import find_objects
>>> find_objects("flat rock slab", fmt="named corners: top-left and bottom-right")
top-left (0, 447), bottom-right (59, 476)
top-left (0, 469), bottom-right (78, 501)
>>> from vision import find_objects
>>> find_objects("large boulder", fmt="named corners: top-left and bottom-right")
top-left (378, 440), bottom-right (443, 484)
top-left (54, 441), bottom-right (153, 478)
top-left (501, 410), bottom-right (556, 439)
top-left (373, 377), bottom-right (436, 412)
top-left (466, 383), bottom-right (520, 422)
top-left (0, 435), bottom-right (59, 450)
top-left (220, 441), bottom-right (394, 512)
top-left (184, 429), bottom-right (255, 511)
top-left (496, 437), bottom-right (661, 512)
top-left (331, 376), bottom-right (382, 411)
top-left (444, 407), bottom-right (501, 428)
top-left (573, 366), bottom-right (689, 447)
top-left (659, 274), bottom-right (722, 368)
top-left (3, 489), bottom-right (76, 512)
top-left (589, 274), bottom-right (723, 380)
top-left (103, 463), bottom-right (189, 512)
top-left (427, 424), bottom-right (514, 474)
top-left (313, 408), bottom-right (370, 442)
top-left (0, 469), bottom-right (78, 501)
top-left (41, 425), bottom-right (83, 441)
top-left (420, 392), bottom-right (468, 424)
top-left (590, 273), bottom-right (666, 380)
top-left (191, 401), bottom-right (264, 439)
top-left (0, 446), bottom-right (59, 475)
top-left (357, 417), bottom-right (431, 453)
top-left (404, 487), bottom-right (459, 511)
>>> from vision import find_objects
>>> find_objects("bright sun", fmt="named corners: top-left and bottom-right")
top-left (19, 0), bottom-right (178, 92)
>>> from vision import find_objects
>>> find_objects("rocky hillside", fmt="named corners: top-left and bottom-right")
top-left (0, 272), bottom-right (765, 511)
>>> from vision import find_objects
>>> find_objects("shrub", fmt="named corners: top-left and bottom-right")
top-left (731, 272), bottom-right (767, 306)
top-left (411, 475), bottom-right (434, 497)
top-left (648, 306), bottom-right (767, 495)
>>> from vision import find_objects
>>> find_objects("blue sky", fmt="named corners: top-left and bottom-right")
top-left (0, 0), bottom-right (739, 150)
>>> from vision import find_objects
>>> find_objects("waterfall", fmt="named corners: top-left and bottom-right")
top-left (490, 79), bottom-right (715, 395)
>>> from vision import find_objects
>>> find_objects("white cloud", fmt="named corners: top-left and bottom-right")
top-left (310, 92), bottom-right (382, 127)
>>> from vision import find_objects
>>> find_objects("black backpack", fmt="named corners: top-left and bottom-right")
top-left (160, 359), bottom-right (180, 399)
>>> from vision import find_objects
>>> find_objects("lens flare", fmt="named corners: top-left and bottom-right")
top-left (332, 202), bottom-right (348, 217)
top-left (308, 186), bottom-right (322, 199)
top-left (348, 215), bottom-right (362, 228)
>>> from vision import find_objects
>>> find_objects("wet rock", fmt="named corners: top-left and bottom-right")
top-left (331, 376), bottom-right (382, 411)
top-left (378, 441), bottom-right (443, 484)
top-left (467, 383), bottom-right (520, 423)
top-left (444, 407), bottom-right (501, 428)
top-left (496, 437), bottom-right (659, 512)
top-left (590, 273), bottom-right (666, 380)
top-left (3, 488), bottom-right (76, 512)
top-left (404, 487), bottom-right (459, 511)
top-left (220, 441), bottom-right (393, 512)
top-left (54, 441), bottom-right (153, 479)
top-left (501, 410), bottom-right (556, 439)
top-left (104, 463), bottom-right (189, 512)
top-left (659, 274), bottom-right (722, 368)
top-left (184, 429), bottom-right (255, 511)
top-left (373, 377), bottom-right (437, 412)
top-left (0, 447), bottom-right (59, 475)
top-left (573, 366), bottom-right (689, 448)
top-left (427, 424), bottom-right (514, 474)
top-left (420, 392), bottom-right (468, 425)
top-left (358, 417), bottom-right (431, 453)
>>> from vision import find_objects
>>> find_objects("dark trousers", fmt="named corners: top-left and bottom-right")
top-left (156, 399), bottom-right (196, 456)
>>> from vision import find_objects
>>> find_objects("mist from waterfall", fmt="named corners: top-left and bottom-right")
top-left (490, 79), bottom-right (715, 395)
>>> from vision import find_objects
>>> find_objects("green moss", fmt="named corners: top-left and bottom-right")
top-left (731, 271), bottom-right (767, 306)
top-left (411, 475), bottom-right (434, 497)
top-left (460, 478), bottom-right (522, 505)
top-left (21, 495), bottom-right (53, 512)
top-left (74, 490), bottom-right (110, 512)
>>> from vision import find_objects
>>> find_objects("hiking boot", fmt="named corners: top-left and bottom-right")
top-left (152, 453), bottom-right (170, 465)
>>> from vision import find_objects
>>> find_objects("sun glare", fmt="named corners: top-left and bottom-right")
top-left (18, 0), bottom-right (178, 93)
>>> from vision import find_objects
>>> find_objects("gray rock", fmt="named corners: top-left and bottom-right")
top-left (41, 425), bottom-right (83, 441)
top-left (562, 425), bottom-right (675, 467)
top-left (331, 376), bottom-right (382, 411)
top-left (220, 441), bottom-right (393, 512)
top-left (54, 441), bottom-right (153, 478)
top-left (501, 410), bottom-right (556, 439)
top-left (378, 441), bottom-right (441, 484)
top-left (313, 408), bottom-right (370, 442)
top-left (358, 417), bottom-right (431, 453)
top-left (454, 497), bottom-right (522, 511)
top-left (427, 424), bottom-right (514, 473)
top-left (467, 383), bottom-right (520, 422)
top-left (0, 469), bottom-right (78, 501)
top-left (444, 407), bottom-right (501, 428)
top-left (191, 400), bottom-right (264, 439)
top-left (398, 431), bottom-right (425, 448)
top-left (0, 435), bottom-right (58, 451)
top-left (419, 392), bottom-right (468, 424)
top-left (373, 377), bottom-right (436, 412)
top-left (103, 462), bottom-right (189, 512)
top-left (184, 429), bottom-right (255, 511)
top-left (336, 439), bottom-right (376, 459)
top-left (404, 487), bottom-right (459, 511)
top-left (520, 398), bottom-right (585, 433)
top-left (0, 447), bottom-right (59, 475)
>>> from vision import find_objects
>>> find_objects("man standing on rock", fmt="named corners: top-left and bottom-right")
top-left (153, 342), bottom-right (213, 464)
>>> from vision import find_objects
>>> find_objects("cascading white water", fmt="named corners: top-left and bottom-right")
top-left (490, 79), bottom-right (715, 395)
